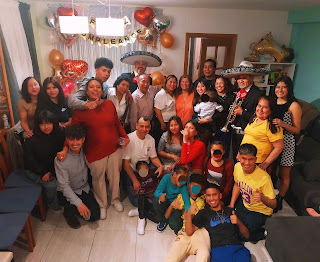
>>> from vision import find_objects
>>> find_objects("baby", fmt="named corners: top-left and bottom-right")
top-left (194, 91), bottom-right (223, 121)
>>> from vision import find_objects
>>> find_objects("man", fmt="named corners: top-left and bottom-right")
top-left (129, 74), bottom-right (159, 131)
top-left (120, 51), bottom-right (162, 93)
top-left (194, 59), bottom-right (218, 91)
top-left (55, 125), bottom-right (100, 229)
top-left (229, 143), bottom-right (276, 243)
top-left (123, 117), bottom-right (164, 209)
top-left (68, 57), bottom-right (113, 110)
top-left (221, 61), bottom-right (267, 161)
top-left (186, 184), bottom-right (251, 262)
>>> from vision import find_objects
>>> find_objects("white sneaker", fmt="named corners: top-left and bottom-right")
top-left (137, 218), bottom-right (146, 235)
top-left (128, 208), bottom-right (139, 217)
top-left (113, 200), bottom-right (124, 212)
top-left (100, 207), bottom-right (107, 220)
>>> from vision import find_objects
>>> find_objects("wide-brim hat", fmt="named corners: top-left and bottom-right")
top-left (221, 61), bottom-right (270, 78)
top-left (120, 51), bottom-right (162, 67)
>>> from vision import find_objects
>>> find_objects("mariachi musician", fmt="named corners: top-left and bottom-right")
top-left (221, 61), bottom-right (270, 161)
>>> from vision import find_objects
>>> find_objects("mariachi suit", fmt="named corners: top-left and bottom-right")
top-left (231, 85), bottom-right (264, 161)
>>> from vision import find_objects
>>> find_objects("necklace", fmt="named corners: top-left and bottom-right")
top-left (215, 209), bottom-right (224, 224)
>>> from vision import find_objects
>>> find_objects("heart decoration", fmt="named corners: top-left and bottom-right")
top-left (62, 59), bottom-right (88, 80)
top-left (134, 7), bottom-right (154, 27)
top-left (137, 27), bottom-right (156, 48)
top-left (57, 30), bottom-right (78, 48)
top-left (57, 7), bottom-right (78, 16)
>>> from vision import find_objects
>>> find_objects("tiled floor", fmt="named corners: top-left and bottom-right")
top-left (11, 197), bottom-right (296, 262)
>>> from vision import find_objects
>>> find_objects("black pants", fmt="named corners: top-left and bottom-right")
top-left (232, 133), bottom-right (244, 163)
top-left (138, 194), bottom-right (158, 223)
top-left (60, 190), bottom-right (100, 222)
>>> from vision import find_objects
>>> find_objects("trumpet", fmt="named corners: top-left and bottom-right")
top-left (221, 91), bottom-right (247, 133)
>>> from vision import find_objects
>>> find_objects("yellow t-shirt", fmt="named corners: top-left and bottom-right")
top-left (241, 118), bottom-right (283, 163)
top-left (175, 193), bottom-right (205, 230)
top-left (234, 162), bottom-right (275, 216)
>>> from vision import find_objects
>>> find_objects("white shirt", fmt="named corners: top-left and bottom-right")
top-left (154, 89), bottom-right (176, 122)
top-left (108, 88), bottom-right (128, 121)
top-left (123, 131), bottom-right (157, 171)
top-left (194, 102), bottom-right (223, 119)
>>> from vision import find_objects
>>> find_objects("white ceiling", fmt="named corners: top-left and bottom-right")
top-left (38, 0), bottom-right (320, 11)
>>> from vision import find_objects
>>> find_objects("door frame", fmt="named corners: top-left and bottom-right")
top-left (183, 33), bottom-right (238, 75)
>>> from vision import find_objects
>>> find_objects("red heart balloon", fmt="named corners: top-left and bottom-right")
top-left (57, 7), bottom-right (78, 16)
top-left (134, 7), bottom-right (154, 27)
top-left (62, 59), bottom-right (88, 80)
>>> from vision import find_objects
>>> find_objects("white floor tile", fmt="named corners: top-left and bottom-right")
top-left (40, 231), bottom-right (95, 262)
top-left (32, 210), bottom-right (62, 232)
top-left (55, 214), bottom-right (99, 231)
top-left (88, 230), bottom-right (136, 262)
top-left (245, 241), bottom-right (273, 262)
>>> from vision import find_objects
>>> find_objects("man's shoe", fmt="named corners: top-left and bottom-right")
top-left (100, 207), bottom-right (107, 220)
top-left (128, 208), bottom-right (139, 217)
top-left (113, 200), bottom-right (124, 212)
top-left (65, 215), bottom-right (81, 229)
top-left (137, 218), bottom-right (146, 235)
top-left (157, 222), bottom-right (168, 232)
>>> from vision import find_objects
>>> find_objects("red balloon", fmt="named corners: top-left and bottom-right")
top-left (62, 59), bottom-right (88, 80)
top-left (62, 80), bottom-right (75, 97)
top-left (134, 7), bottom-right (154, 27)
top-left (57, 7), bottom-right (78, 16)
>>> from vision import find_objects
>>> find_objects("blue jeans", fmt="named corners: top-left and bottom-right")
top-left (25, 170), bottom-right (60, 210)
top-left (210, 245), bottom-right (251, 262)
top-left (122, 170), bottom-right (138, 207)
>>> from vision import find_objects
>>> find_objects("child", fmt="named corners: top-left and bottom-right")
top-left (194, 91), bottom-right (223, 122)
top-left (153, 165), bottom-right (191, 233)
top-left (130, 161), bottom-right (159, 235)
top-left (165, 173), bottom-right (211, 262)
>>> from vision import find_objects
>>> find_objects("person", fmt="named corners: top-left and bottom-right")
top-left (272, 76), bottom-right (302, 211)
top-left (203, 141), bottom-right (234, 205)
top-left (186, 184), bottom-right (251, 262)
top-left (175, 75), bottom-right (194, 126)
top-left (154, 75), bottom-right (178, 145)
top-left (241, 96), bottom-right (284, 171)
top-left (212, 76), bottom-right (235, 157)
top-left (194, 59), bottom-right (218, 91)
top-left (36, 77), bottom-right (72, 128)
top-left (108, 75), bottom-right (131, 132)
top-left (165, 173), bottom-right (210, 262)
top-left (180, 120), bottom-right (207, 174)
top-left (120, 51), bottom-right (162, 93)
top-left (129, 74), bottom-right (159, 131)
top-left (158, 116), bottom-right (183, 173)
top-left (129, 161), bottom-right (159, 235)
top-left (229, 144), bottom-right (276, 243)
top-left (123, 117), bottom-right (164, 208)
top-left (153, 165), bottom-right (191, 233)
top-left (55, 125), bottom-right (100, 229)
top-left (194, 91), bottom-right (223, 122)
top-left (23, 110), bottom-right (65, 211)
top-left (70, 78), bottom-right (129, 219)
top-left (221, 61), bottom-right (267, 161)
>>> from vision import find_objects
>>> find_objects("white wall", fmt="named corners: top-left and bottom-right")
top-left (28, 2), bottom-right (292, 81)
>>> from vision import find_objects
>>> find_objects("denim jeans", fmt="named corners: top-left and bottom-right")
top-left (25, 170), bottom-right (60, 210)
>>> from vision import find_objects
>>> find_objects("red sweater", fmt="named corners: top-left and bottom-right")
top-left (72, 100), bottom-right (128, 163)
top-left (180, 139), bottom-right (206, 170)
top-left (205, 158), bottom-right (234, 201)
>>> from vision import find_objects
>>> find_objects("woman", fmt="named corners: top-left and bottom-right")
top-left (18, 77), bottom-right (41, 138)
top-left (24, 110), bottom-right (65, 211)
top-left (36, 77), bottom-right (72, 128)
top-left (272, 76), bottom-right (302, 211)
top-left (157, 116), bottom-right (183, 172)
top-left (241, 96), bottom-right (284, 171)
top-left (154, 75), bottom-right (178, 144)
top-left (180, 120), bottom-right (206, 174)
top-left (108, 75), bottom-right (131, 132)
top-left (212, 76), bottom-right (235, 157)
top-left (203, 141), bottom-right (234, 205)
top-left (175, 75), bottom-right (194, 126)
top-left (71, 78), bottom-right (129, 219)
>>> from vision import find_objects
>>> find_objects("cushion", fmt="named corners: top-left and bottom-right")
top-left (4, 169), bottom-right (41, 188)
top-left (303, 158), bottom-right (320, 182)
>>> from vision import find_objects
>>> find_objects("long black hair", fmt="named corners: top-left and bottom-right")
top-left (40, 77), bottom-right (65, 105)
top-left (166, 116), bottom-right (183, 145)
top-left (272, 76), bottom-right (296, 102)
top-left (34, 110), bottom-right (59, 135)
top-left (21, 77), bottom-right (42, 103)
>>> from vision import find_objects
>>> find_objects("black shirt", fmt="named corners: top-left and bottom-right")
top-left (36, 99), bottom-right (72, 123)
top-left (192, 206), bottom-right (243, 248)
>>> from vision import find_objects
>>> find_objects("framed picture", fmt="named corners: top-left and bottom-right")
top-left (0, 35), bottom-right (14, 129)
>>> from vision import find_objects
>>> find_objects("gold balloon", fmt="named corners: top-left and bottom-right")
top-left (160, 33), bottom-right (174, 48)
top-left (151, 71), bottom-right (165, 86)
top-left (49, 49), bottom-right (64, 66)
top-left (137, 27), bottom-right (156, 48)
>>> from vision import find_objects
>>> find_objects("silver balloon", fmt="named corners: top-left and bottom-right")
top-left (152, 15), bottom-right (171, 34)
top-left (38, 9), bottom-right (57, 30)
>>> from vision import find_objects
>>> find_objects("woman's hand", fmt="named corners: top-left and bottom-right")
top-left (120, 137), bottom-right (130, 149)
top-left (272, 118), bottom-right (284, 128)
top-left (160, 122), bottom-right (167, 131)
top-left (258, 162), bottom-right (269, 171)
top-left (172, 155), bottom-right (180, 163)
top-left (56, 149), bottom-right (67, 162)
top-left (182, 128), bottom-right (190, 143)
top-left (25, 129), bottom-right (34, 138)
top-left (85, 98), bottom-right (99, 110)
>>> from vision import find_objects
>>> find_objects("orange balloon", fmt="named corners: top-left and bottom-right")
top-left (150, 71), bottom-right (165, 86)
top-left (160, 33), bottom-right (174, 48)
top-left (49, 49), bottom-right (64, 66)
